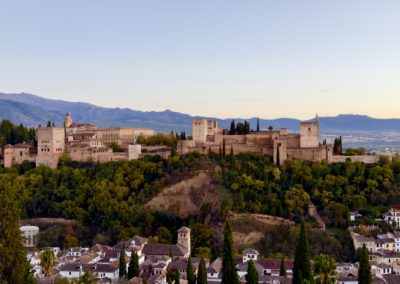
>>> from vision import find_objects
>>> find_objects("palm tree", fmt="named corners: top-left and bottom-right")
top-left (314, 254), bottom-right (336, 284)
top-left (76, 270), bottom-right (99, 284)
top-left (40, 248), bottom-right (56, 277)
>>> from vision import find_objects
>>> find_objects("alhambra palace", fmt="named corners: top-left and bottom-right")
top-left (177, 117), bottom-right (380, 164)
top-left (2, 114), bottom-right (381, 169)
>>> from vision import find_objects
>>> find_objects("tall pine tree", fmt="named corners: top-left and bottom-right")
top-left (222, 139), bottom-right (226, 158)
top-left (128, 250), bottom-right (139, 279)
top-left (256, 118), bottom-right (260, 132)
top-left (174, 268), bottom-right (180, 284)
top-left (187, 256), bottom-right (196, 284)
top-left (0, 184), bottom-right (34, 283)
top-left (197, 258), bottom-right (207, 284)
top-left (276, 143), bottom-right (280, 166)
top-left (230, 120), bottom-right (236, 135)
top-left (245, 260), bottom-right (258, 284)
top-left (244, 120), bottom-right (250, 134)
top-left (358, 244), bottom-right (371, 284)
top-left (280, 256), bottom-right (286, 277)
top-left (119, 248), bottom-right (127, 279)
top-left (222, 221), bottom-right (240, 284)
top-left (293, 219), bottom-right (313, 284)
top-left (229, 146), bottom-right (235, 170)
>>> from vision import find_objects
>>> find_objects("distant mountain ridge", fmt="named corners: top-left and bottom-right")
top-left (0, 92), bottom-right (399, 134)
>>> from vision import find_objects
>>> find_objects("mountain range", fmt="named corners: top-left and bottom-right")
top-left (1, 92), bottom-right (399, 136)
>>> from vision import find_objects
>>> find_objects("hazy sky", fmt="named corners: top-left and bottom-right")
top-left (1, 1), bottom-right (399, 119)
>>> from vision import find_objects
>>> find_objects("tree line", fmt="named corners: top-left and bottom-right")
top-left (0, 151), bottom-right (397, 263)
top-left (0, 119), bottom-right (36, 147)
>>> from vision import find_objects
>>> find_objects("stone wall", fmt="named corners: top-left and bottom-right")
top-left (330, 155), bottom-right (380, 164)
top-left (287, 146), bottom-right (331, 162)
top-left (69, 145), bottom-right (113, 163)
top-left (4, 145), bottom-right (36, 167)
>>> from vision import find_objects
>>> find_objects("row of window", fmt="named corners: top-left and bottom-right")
top-left (40, 148), bottom-right (63, 152)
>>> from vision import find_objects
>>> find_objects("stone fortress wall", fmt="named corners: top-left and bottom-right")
top-left (2, 114), bottom-right (389, 168)
top-left (178, 116), bottom-right (386, 165)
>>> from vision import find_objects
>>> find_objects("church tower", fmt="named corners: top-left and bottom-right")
top-left (177, 226), bottom-right (191, 255)
top-left (64, 113), bottom-right (72, 128)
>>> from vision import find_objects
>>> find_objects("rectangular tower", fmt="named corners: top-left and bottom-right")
top-left (192, 119), bottom-right (208, 143)
top-left (36, 127), bottom-right (65, 169)
top-left (300, 121), bottom-right (319, 148)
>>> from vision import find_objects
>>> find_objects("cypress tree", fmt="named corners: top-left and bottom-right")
top-left (128, 250), bottom-right (139, 279)
top-left (222, 221), bottom-right (240, 284)
top-left (280, 256), bottom-right (286, 277)
top-left (245, 260), bottom-right (258, 284)
top-left (222, 139), bottom-right (226, 158)
top-left (256, 118), bottom-right (260, 132)
top-left (358, 244), bottom-right (371, 284)
top-left (47, 120), bottom-right (52, 127)
top-left (229, 146), bottom-right (235, 170)
top-left (244, 120), bottom-right (249, 134)
top-left (197, 257), bottom-right (207, 284)
top-left (171, 143), bottom-right (177, 157)
top-left (40, 248), bottom-right (55, 277)
top-left (174, 268), bottom-right (180, 284)
top-left (0, 186), bottom-right (34, 283)
top-left (276, 143), bottom-right (280, 166)
top-left (293, 219), bottom-right (313, 284)
top-left (119, 249), bottom-right (127, 279)
top-left (187, 256), bottom-right (196, 284)
top-left (230, 120), bottom-right (236, 135)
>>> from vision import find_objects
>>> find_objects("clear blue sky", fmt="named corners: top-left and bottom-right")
top-left (1, 1), bottom-right (399, 119)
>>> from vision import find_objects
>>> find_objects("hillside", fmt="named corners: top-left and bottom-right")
top-left (144, 171), bottom-right (220, 219)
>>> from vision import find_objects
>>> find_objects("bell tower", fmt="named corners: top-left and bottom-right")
top-left (64, 113), bottom-right (72, 128)
top-left (177, 226), bottom-right (191, 255)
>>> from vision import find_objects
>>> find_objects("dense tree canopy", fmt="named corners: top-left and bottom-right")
top-left (1, 150), bottom-right (400, 264)
top-left (0, 120), bottom-right (35, 147)
top-left (221, 154), bottom-right (400, 225)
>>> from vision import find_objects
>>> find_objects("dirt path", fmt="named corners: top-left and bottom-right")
top-left (20, 218), bottom-right (73, 226)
